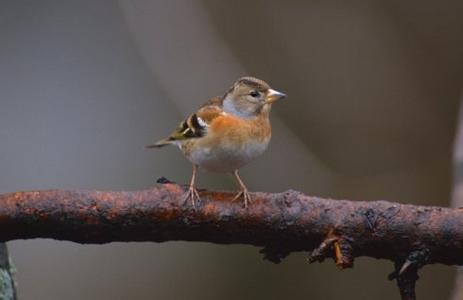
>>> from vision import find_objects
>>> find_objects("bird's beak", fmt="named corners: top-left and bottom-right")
top-left (265, 89), bottom-right (287, 104)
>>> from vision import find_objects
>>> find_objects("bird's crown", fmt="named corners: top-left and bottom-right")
top-left (234, 76), bottom-right (271, 91)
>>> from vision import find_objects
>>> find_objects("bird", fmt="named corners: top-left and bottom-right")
top-left (146, 76), bottom-right (286, 208)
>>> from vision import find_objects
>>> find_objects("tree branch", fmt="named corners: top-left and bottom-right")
top-left (1, 180), bottom-right (462, 298)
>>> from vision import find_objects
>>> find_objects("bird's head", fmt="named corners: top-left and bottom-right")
top-left (222, 76), bottom-right (286, 118)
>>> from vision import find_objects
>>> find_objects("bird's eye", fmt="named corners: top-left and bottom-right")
top-left (249, 91), bottom-right (259, 98)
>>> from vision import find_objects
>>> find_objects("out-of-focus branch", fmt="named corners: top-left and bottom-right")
top-left (451, 98), bottom-right (463, 300)
top-left (0, 243), bottom-right (16, 300)
top-left (1, 181), bottom-right (463, 299)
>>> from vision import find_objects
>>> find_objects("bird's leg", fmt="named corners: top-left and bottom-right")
top-left (183, 164), bottom-right (200, 207)
top-left (231, 170), bottom-right (252, 208)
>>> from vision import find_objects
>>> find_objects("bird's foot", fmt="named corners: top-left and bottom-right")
top-left (232, 189), bottom-right (252, 208)
top-left (183, 185), bottom-right (201, 207)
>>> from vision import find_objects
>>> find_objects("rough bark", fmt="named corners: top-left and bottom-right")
top-left (0, 182), bottom-right (462, 267)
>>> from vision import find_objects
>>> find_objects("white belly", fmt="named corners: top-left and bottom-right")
top-left (185, 140), bottom-right (269, 172)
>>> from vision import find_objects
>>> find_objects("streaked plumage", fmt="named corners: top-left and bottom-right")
top-left (146, 76), bottom-right (286, 207)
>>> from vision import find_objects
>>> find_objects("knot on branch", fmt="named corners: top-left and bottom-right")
top-left (307, 230), bottom-right (354, 269)
top-left (156, 177), bottom-right (175, 184)
top-left (259, 245), bottom-right (291, 264)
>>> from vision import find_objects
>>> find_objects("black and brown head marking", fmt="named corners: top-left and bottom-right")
top-left (225, 76), bottom-right (271, 96)
top-left (237, 76), bottom-right (270, 92)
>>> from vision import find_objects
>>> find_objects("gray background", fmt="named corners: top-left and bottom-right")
top-left (0, 1), bottom-right (462, 299)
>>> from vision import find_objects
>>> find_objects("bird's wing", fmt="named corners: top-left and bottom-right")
top-left (146, 97), bottom-right (223, 148)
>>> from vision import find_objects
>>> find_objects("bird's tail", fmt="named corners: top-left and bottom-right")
top-left (145, 138), bottom-right (174, 148)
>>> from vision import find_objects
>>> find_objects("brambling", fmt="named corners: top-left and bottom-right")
top-left (146, 77), bottom-right (286, 208)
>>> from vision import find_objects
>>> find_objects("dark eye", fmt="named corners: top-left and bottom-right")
top-left (249, 91), bottom-right (260, 98)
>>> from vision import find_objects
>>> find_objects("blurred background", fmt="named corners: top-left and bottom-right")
top-left (0, 0), bottom-right (462, 299)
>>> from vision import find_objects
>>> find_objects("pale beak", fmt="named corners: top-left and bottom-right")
top-left (265, 89), bottom-right (287, 104)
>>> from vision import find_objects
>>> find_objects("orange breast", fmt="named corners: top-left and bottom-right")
top-left (207, 114), bottom-right (271, 147)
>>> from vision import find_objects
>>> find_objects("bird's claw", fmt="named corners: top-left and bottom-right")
top-left (183, 185), bottom-right (201, 207)
top-left (232, 189), bottom-right (252, 208)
